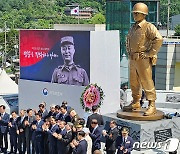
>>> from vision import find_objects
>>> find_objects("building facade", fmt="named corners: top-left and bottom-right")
top-left (156, 39), bottom-right (180, 91)
top-left (170, 14), bottom-right (180, 30)
top-left (65, 7), bottom-right (94, 19)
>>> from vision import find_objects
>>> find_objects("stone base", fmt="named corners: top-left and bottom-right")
top-left (117, 109), bottom-right (164, 121)
top-left (102, 112), bottom-right (180, 144)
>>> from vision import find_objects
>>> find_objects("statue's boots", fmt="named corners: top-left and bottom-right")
top-left (123, 100), bottom-right (141, 111)
top-left (144, 100), bottom-right (157, 116)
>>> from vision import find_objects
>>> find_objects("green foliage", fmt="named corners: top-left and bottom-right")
top-left (174, 24), bottom-right (180, 36)
top-left (0, 29), bottom-right (19, 64)
top-left (0, 0), bottom-right (106, 63)
top-left (160, 0), bottom-right (180, 26)
top-left (90, 13), bottom-right (106, 24)
top-left (0, 0), bottom-right (105, 29)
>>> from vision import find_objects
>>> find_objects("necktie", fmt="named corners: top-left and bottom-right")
top-left (21, 117), bottom-right (24, 123)
top-left (123, 137), bottom-right (126, 145)
top-left (51, 125), bottom-right (55, 131)
top-left (56, 113), bottom-right (59, 119)
top-left (37, 121), bottom-right (39, 127)
top-left (62, 114), bottom-right (65, 120)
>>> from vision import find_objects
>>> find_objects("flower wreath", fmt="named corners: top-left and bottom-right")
top-left (80, 83), bottom-right (105, 112)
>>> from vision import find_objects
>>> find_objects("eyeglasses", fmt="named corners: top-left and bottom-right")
top-left (91, 122), bottom-right (98, 124)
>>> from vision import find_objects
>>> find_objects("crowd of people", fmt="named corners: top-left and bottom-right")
top-left (0, 102), bottom-right (134, 154)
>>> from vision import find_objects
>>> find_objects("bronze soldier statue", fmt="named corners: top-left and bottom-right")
top-left (123, 3), bottom-right (163, 116)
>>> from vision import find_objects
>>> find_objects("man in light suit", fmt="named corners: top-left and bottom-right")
top-left (116, 127), bottom-right (134, 154)
top-left (32, 112), bottom-right (44, 154)
top-left (70, 131), bottom-right (87, 154)
top-left (0, 105), bottom-right (10, 153)
top-left (89, 119), bottom-right (102, 153)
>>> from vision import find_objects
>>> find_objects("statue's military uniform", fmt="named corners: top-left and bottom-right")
top-left (124, 2), bottom-right (163, 116)
top-left (51, 64), bottom-right (89, 86)
top-left (126, 19), bottom-right (163, 101)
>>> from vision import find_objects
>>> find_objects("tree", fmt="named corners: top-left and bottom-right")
top-left (0, 0), bottom-right (106, 66)
top-left (0, 29), bottom-right (19, 64)
top-left (174, 24), bottom-right (180, 36)
top-left (90, 13), bottom-right (105, 24)
top-left (160, 0), bottom-right (180, 26)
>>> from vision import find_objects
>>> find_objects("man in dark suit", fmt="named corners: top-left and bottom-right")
top-left (86, 105), bottom-right (104, 131)
top-left (54, 120), bottom-right (67, 154)
top-left (24, 109), bottom-right (36, 154)
top-left (89, 119), bottom-right (102, 153)
top-left (16, 109), bottom-right (27, 154)
top-left (116, 127), bottom-right (134, 154)
top-left (69, 108), bottom-right (80, 126)
top-left (47, 104), bottom-right (56, 118)
top-left (102, 120), bottom-right (119, 154)
top-left (58, 105), bottom-right (71, 123)
top-left (63, 122), bottom-right (73, 154)
top-left (8, 111), bottom-right (18, 154)
top-left (43, 116), bottom-right (58, 154)
top-left (0, 105), bottom-right (10, 153)
top-left (55, 105), bottom-right (61, 120)
top-left (61, 101), bottom-right (71, 112)
top-left (42, 117), bottom-right (51, 154)
top-left (32, 112), bottom-right (44, 154)
top-left (70, 131), bottom-right (87, 154)
top-left (38, 103), bottom-right (48, 121)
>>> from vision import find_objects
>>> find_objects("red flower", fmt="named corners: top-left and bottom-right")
top-left (83, 85), bottom-right (100, 110)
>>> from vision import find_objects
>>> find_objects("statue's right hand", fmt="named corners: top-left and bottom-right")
top-left (133, 53), bottom-right (139, 61)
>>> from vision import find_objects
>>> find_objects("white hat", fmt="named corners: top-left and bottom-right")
top-left (83, 127), bottom-right (90, 134)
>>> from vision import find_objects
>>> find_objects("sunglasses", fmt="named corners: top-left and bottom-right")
top-left (91, 122), bottom-right (98, 124)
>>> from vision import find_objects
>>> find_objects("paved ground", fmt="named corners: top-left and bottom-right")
top-left (100, 142), bottom-right (180, 154)
top-left (3, 136), bottom-right (180, 154)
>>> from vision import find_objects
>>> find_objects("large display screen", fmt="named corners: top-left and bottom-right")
top-left (20, 30), bottom-right (90, 86)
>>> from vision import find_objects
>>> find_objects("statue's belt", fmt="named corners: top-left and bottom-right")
top-left (129, 52), bottom-right (157, 65)
top-left (129, 52), bottom-right (147, 60)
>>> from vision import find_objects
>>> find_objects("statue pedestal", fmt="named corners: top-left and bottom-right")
top-left (103, 111), bottom-right (180, 149)
top-left (117, 109), bottom-right (164, 121)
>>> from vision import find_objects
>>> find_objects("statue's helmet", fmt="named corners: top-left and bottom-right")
top-left (132, 3), bottom-right (148, 15)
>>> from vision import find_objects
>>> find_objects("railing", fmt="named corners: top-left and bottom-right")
top-left (163, 36), bottom-right (180, 39)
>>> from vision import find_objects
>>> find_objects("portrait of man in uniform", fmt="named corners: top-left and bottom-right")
top-left (51, 36), bottom-right (89, 86)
